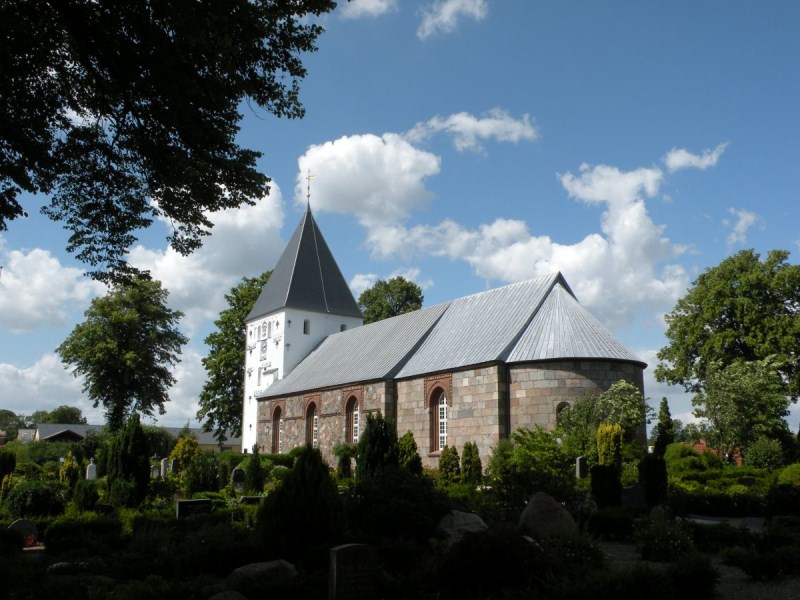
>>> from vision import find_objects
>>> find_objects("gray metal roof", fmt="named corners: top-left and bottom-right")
top-left (261, 302), bottom-right (450, 398)
top-left (507, 283), bottom-right (646, 365)
top-left (36, 423), bottom-right (103, 440)
top-left (395, 275), bottom-right (561, 378)
top-left (247, 208), bottom-right (362, 321)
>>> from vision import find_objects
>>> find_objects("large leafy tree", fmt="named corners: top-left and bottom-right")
top-left (1, 0), bottom-right (336, 281)
top-left (656, 249), bottom-right (800, 398)
top-left (28, 405), bottom-right (87, 425)
top-left (693, 357), bottom-right (791, 461)
top-left (57, 276), bottom-right (187, 431)
top-left (197, 271), bottom-right (271, 442)
top-left (596, 380), bottom-right (652, 442)
top-left (357, 276), bottom-right (423, 324)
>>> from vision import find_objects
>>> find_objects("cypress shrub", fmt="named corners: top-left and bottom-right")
top-left (596, 423), bottom-right (622, 468)
top-left (638, 454), bottom-right (668, 507)
top-left (59, 450), bottom-right (81, 489)
top-left (439, 446), bottom-right (461, 484)
top-left (356, 412), bottom-right (399, 480)
top-left (258, 445), bottom-right (343, 563)
top-left (243, 444), bottom-right (265, 493)
top-left (398, 431), bottom-right (423, 476)
top-left (183, 451), bottom-right (221, 496)
top-left (106, 414), bottom-right (150, 506)
top-left (461, 441), bottom-right (483, 485)
top-left (72, 479), bottom-right (100, 512)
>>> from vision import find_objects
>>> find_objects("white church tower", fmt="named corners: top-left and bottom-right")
top-left (241, 206), bottom-right (363, 451)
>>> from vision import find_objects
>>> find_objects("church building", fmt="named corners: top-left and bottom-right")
top-left (242, 207), bottom-right (646, 466)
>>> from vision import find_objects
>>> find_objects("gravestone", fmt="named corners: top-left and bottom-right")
top-left (231, 466), bottom-right (245, 492)
top-left (169, 458), bottom-right (178, 475)
top-left (150, 464), bottom-right (160, 479)
top-left (175, 498), bottom-right (212, 519)
top-left (328, 543), bottom-right (379, 600)
top-left (85, 458), bottom-right (97, 481)
top-left (160, 458), bottom-right (169, 478)
top-left (9, 519), bottom-right (38, 547)
top-left (575, 456), bottom-right (587, 479)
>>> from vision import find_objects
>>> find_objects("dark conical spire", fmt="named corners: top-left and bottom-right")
top-left (247, 209), bottom-right (362, 321)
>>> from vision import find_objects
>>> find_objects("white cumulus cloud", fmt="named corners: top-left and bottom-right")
top-left (341, 0), bottom-right (398, 19)
top-left (417, 0), bottom-right (488, 39)
top-left (0, 239), bottom-right (105, 333)
top-left (663, 142), bottom-right (728, 172)
top-left (295, 133), bottom-right (441, 226)
top-left (349, 273), bottom-right (378, 297)
top-left (406, 108), bottom-right (538, 153)
top-left (724, 207), bottom-right (760, 246)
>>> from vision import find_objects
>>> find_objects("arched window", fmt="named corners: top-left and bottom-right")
top-left (431, 390), bottom-right (448, 452)
top-left (272, 406), bottom-right (284, 454)
top-left (306, 403), bottom-right (319, 448)
top-left (555, 401), bottom-right (570, 426)
top-left (345, 396), bottom-right (360, 443)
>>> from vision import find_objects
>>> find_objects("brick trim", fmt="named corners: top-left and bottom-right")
top-left (424, 373), bottom-right (452, 408)
top-left (303, 393), bottom-right (320, 415)
top-left (341, 386), bottom-right (364, 415)
top-left (268, 400), bottom-right (286, 422)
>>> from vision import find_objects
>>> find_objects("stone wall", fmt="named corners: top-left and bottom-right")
top-left (509, 359), bottom-right (645, 432)
top-left (257, 380), bottom-right (394, 465)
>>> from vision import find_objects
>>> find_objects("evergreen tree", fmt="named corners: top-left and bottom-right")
top-left (652, 397), bottom-right (675, 456)
top-left (244, 444), bottom-right (265, 494)
top-left (461, 441), bottom-right (483, 485)
top-left (398, 431), bottom-right (423, 476)
top-left (356, 412), bottom-right (399, 481)
top-left (438, 445), bottom-right (461, 484)
top-left (106, 414), bottom-right (150, 506)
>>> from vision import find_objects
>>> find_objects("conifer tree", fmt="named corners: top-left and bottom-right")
top-left (398, 431), bottom-right (423, 476)
top-left (106, 414), bottom-right (150, 506)
top-left (652, 397), bottom-right (675, 456)
top-left (461, 441), bottom-right (483, 485)
top-left (356, 412), bottom-right (399, 480)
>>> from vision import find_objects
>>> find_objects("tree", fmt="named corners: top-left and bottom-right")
top-left (398, 431), bottom-right (423, 476)
top-left (596, 380), bottom-right (651, 441)
top-left (692, 357), bottom-right (791, 461)
top-left (169, 435), bottom-right (201, 474)
top-left (106, 414), bottom-right (150, 506)
top-left (356, 412), bottom-right (399, 480)
top-left (651, 398), bottom-right (675, 456)
top-left (461, 441), bottom-right (483, 485)
top-left (197, 271), bottom-right (271, 442)
top-left (555, 393), bottom-right (600, 464)
top-left (244, 444), bottom-right (265, 494)
top-left (28, 405), bottom-right (87, 425)
top-left (57, 276), bottom-right (187, 431)
top-left (656, 249), bottom-right (800, 398)
top-left (438, 445), bottom-right (461, 484)
top-left (0, 409), bottom-right (26, 439)
top-left (357, 276), bottom-right (423, 324)
top-left (1, 0), bottom-right (337, 281)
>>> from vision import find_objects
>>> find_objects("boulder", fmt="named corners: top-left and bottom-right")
top-left (517, 492), bottom-right (577, 540)
top-left (437, 510), bottom-right (488, 547)
top-left (225, 560), bottom-right (298, 599)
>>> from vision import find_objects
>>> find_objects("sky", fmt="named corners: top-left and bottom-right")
top-left (1, 1), bottom-right (799, 435)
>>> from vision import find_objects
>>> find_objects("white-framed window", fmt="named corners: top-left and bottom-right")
top-left (432, 391), bottom-right (448, 452)
top-left (272, 406), bottom-right (284, 454)
top-left (306, 403), bottom-right (319, 448)
top-left (346, 396), bottom-right (360, 443)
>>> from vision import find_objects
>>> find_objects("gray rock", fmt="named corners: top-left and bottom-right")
top-left (208, 592), bottom-right (250, 600)
top-left (225, 560), bottom-right (298, 598)
top-left (517, 492), bottom-right (577, 540)
top-left (437, 510), bottom-right (488, 546)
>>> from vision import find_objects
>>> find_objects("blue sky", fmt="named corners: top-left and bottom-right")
top-left (1, 1), bottom-right (799, 433)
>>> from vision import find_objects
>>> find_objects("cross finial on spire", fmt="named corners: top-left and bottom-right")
top-left (305, 170), bottom-right (315, 212)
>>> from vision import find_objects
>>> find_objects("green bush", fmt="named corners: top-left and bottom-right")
top-left (590, 464), bottom-right (621, 509)
top-left (636, 519), bottom-right (694, 562)
top-left (0, 448), bottom-right (16, 479)
top-left (258, 445), bottom-right (343, 563)
top-left (332, 442), bottom-right (358, 479)
top-left (638, 454), bottom-right (667, 507)
top-left (461, 441), bottom-right (482, 485)
top-left (183, 451), bottom-right (221, 496)
top-left (243, 444), bottom-right (265, 493)
top-left (4, 479), bottom-right (67, 518)
top-left (72, 479), bottom-right (100, 511)
top-left (744, 436), bottom-right (786, 471)
top-left (596, 423), bottom-right (622, 468)
top-left (108, 477), bottom-right (137, 508)
top-left (777, 463), bottom-right (800, 486)
top-left (398, 431), bottom-right (423, 476)
top-left (58, 450), bottom-right (81, 488)
top-left (688, 521), bottom-right (752, 553)
top-left (44, 514), bottom-right (124, 557)
top-left (106, 415), bottom-right (150, 506)
top-left (587, 507), bottom-right (637, 540)
top-left (356, 412), bottom-right (399, 481)
top-left (438, 445), bottom-right (460, 484)
top-left (766, 483), bottom-right (800, 517)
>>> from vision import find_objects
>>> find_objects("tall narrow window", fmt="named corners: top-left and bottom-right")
top-left (272, 406), bottom-right (284, 454)
top-left (431, 390), bottom-right (448, 452)
top-left (303, 319), bottom-right (311, 335)
top-left (306, 403), bottom-right (319, 448)
top-left (345, 396), bottom-right (360, 443)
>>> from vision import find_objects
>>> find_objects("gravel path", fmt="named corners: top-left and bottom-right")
top-left (599, 541), bottom-right (800, 600)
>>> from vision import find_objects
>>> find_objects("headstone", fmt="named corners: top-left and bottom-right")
top-left (85, 458), bottom-right (97, 481)
top-left (169, 458), bottom-right (178, 475)
top-left (517, 492), bottom-right (577, 540)
top-left (160, 458), bottom-right (169, 478)
top-left (436, 510), bottom-right (488, 547)
top-left (175, 498), bottom-right (213, 519)
top-left (150, 464), bottom-right (160, 479)
top-left (328, 543), bottom-right (379, 600)
top-left (231, 466), bottom-right (245, 491)
top-left (9, 519), bottom-right (38, 547)
top-left (576, 456), bottom-right (587, 479)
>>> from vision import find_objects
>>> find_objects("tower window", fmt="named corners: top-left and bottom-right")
top-left (340, 324), bottom-right (347, 332)
top-left (303, 319), bottom-right (311, 335)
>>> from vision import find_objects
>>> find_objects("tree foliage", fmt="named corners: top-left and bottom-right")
top-left (461, 441), bottom-right (483, 485)
top-left (1, 0), bottom-right (336, 280)
top-left (656, 249), bottom-right (800, 398)
top-left (357, 276), bottom-right (424, 324)
top-left (106, 414), bottom-right (150, 506)
top-left (197, 271), bottom-right (271, 442)
top-left (596, 380), bottom-right (651, 441)
top-left (555, 393), bottom-right (600, 464)
top-left (438, 445), bottom-right (461, 484)
top-left (28, 405), bottom-right (87, 426)
top-left (652, 397), bottom-right (675, 456)
top-left (57, 276), bottom-right (187, 431)
top-left (169, 435), bottom-right (201, 474)
top-left (356, 412), bottom-right (399, 480)
top-left (692, 357), bottom-right (791, 460)
top-left (398, 431), bottom-right (423, 476)
top-left (243, 444), bottom-right (265, 494)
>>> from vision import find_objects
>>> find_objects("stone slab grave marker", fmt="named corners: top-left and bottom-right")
top-left (85, 458), bottom-right (97, 481)
top-left (328, 543), bottom-right (379, 600)
top-left (575, 456), bottom-right (587, 479)
top-left (150, 463), bottom-right (160, 479)
top-left (175, 498), bottom-right (213, 519)
top-left (9, 519), bottom-right (38, 548)
top-left (160, 458), bottom-right (169, 478)
top-left (231, 466), bottom-right (245, 492)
